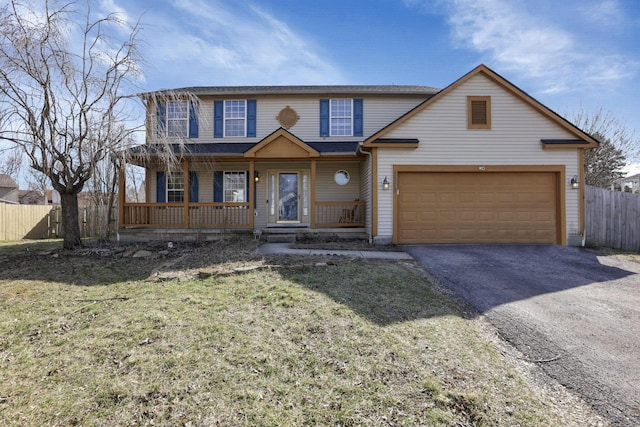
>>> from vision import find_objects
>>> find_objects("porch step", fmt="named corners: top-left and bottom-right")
top-left (266, 234), bottom-right (296, 243)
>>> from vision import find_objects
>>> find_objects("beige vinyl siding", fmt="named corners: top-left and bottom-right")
top-left (150, 95), bottom-right (426, 144)
top-left (315, 162), bottom-right (360, 202)
top-left (376, 73), bottom-right (581, 243)
top-left (254, 163), bottom-right (267, 229)
top-left (360, 153), bottom-right (373, 239)
top-left (256, 95), bottom-right (426, 141)
top-left (150, 170), bottom-right (157, 203)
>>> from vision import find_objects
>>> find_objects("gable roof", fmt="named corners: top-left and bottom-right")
top-left (244, 128), bottom-right (320, 158)
top-left (363, 64), bottom-right (600, 148)
top-left (0, 174), bottom-right (18, 188)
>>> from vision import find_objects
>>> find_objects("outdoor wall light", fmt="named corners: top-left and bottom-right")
top-left (382, 176), bottom-right (390, 190)
top-left (570, 175), bottom-right (579, 189)
top-left (254, 171), bottom-right (260, 183)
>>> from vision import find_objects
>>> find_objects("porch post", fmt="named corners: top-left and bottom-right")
top-left (310, 159), bottom-right (316, 228)
top-left (249, 160), bottom-right (255, 229)
top-left (183, 161), bottom-right (190, 228)
top-left (118, 165), bottom-right (125, 229)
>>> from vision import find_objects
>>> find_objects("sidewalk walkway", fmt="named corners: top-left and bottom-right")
top-left (256, 243), bottom-right (414, 260)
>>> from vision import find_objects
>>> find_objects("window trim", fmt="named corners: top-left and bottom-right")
top-left (224, 100), bottom-right (247, 137)
top-left (467, 96), bottom-right (491, 130)
top-left (330, 98), bottom-right (353, 136)
top-left (164, 100), bottom-right (190, 138)
top-left (223, 171), bottom-right (247, 202)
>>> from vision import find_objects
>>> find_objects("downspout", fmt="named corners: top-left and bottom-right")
top-left (357, 142), bottom-right (373, 244)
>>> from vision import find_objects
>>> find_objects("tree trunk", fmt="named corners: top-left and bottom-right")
top-left (60, 192), bottom-right (83, 249)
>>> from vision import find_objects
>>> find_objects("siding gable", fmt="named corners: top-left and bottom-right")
top-left (363, 64), bottom-right (598, 148)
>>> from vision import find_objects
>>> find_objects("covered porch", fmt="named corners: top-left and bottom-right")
top-left (118, 128), bottom-right (368, 237)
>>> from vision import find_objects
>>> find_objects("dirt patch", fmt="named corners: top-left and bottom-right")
top-left (291, 234), bottom-right (401, 251)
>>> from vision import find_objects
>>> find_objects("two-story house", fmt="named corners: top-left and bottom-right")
top-left (118, 64), bottom-right (598, 245)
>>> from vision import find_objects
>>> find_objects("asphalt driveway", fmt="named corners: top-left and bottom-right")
top-left (404, 244), bottom-right (640, 427)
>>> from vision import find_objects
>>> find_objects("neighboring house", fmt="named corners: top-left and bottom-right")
top-left (18, 189), bottom-right (45, 205)
top-left (45, 189), bottom-right (61, 205)
top-left (611, 173), bottom-right (640, 193)
top-left (0, 174), bottom-right (19, 204)
top-left (118, 64), bottom-right (598, 245)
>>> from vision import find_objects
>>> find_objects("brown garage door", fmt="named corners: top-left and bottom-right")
top-left (397, 171), bottom-right (559, 244)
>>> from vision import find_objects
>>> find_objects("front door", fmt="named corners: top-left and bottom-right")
top-left (278, 172), bottom-right (299, 222)
top-left (268, 170), bottom-right (310, 225)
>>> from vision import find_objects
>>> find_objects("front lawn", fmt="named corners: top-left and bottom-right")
top-left (0, 237), bottom-right (606, 426)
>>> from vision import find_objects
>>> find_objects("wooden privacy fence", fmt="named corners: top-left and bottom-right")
top-left (584, 186), bottom-right (640, 251)
top-left (0, 204), bottom-right (116, 241)
top-left (0, 204), bottom-right (54, 241)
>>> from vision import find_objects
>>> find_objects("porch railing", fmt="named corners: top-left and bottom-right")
top-left (121, 200), bottom-right (365, 229)
top-left (121, 202), bottom-right (251, 228)
top-left (315, 201), bottom-right (365, 227)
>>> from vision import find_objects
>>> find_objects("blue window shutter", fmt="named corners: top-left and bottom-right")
top-left (156, 171), bottom-right (166, 202)
top-left (353, 98), bottom-right (363, 137)
top-left (189, 101), bottom-right (199, 138)
top-left (247, 99), bottom-right (257, 137)
top-left (156, 102), bottom-right (166, 137)
top-left (320, 99), bottom-right (329, 137)
top-left (214, 100), bottom-right (223, 138)
top-left (213, 171), bottom-right (223, 202)
top-left (189, 171), bottom-right (199, 202)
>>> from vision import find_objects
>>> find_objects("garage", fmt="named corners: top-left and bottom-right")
top-left (396, 170), bottom-right (560, 244)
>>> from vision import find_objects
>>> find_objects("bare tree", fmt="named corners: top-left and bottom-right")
top-left (0, 0), bottom-right (143, 248)
top-left (0, 145), bottom-right (22, 178)
top-left (571, 107), bottom-right (639, 187)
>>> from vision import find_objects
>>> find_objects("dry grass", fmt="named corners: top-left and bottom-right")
top-left (0, 237), bottom-right (607, 426)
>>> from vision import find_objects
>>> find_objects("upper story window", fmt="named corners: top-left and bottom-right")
top-left (330, 99), bottom-right (353, 136)
top-left (225, 100), bottom-right (247, 137)
top-left (320, 98), bottom-right (363, 137)
top-left (214, 100), bottom-right (257, 138)
top-left (167, 101), bottom-right (189, 137)
top-left (156, 100), bottom-right (198, 139)
top-left (467, 96), bottom-right (491, 129)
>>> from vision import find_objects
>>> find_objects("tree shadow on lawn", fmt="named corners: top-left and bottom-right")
top-left (0, 249), bottom-right (154, 286)
top-left (275, 258), bottom-right (464, 326)
top-left (0, 237), bottom-right (262, 286)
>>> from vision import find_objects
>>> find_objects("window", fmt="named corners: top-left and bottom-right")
top-left (467, 96), bottom-right (491, 129)
top-left (330, 99), bottom-right (353, 136)
top-left (157, 100), bottom-right (198, 139)
top-left (214, 100), bottom-right (256, 138)
top-left (225, 100), bottom-right (247, 137)
top-left (224, 171), bottom-right (246, 202)
top-left (167, 172), bottom-right (184, 202)
top-left (320, 99), bottom-right (362, 137)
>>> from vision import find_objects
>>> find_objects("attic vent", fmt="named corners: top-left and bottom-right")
top-left (467, 96), bottom-right (491, 129)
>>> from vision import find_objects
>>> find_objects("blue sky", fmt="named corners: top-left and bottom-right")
top-left (107, 0), bottom-right (640, 149)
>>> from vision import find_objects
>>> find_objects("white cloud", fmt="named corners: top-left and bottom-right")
top-left (407, 0), bottom-right (638, 95)
top-left (116, 0), bottom-right (344, 87)
top-left (579, 0), bottom-right (627, 28)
